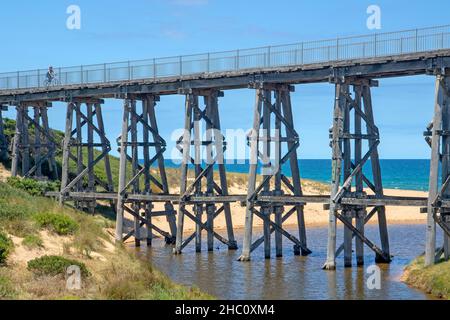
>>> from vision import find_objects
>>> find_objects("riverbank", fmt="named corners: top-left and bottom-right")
top-left (402, 256), bottom-right (450, 299)
top-left (0, 179), bottom-right (211, 300)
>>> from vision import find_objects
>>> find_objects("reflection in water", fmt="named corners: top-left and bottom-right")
top-left (133, 224), bottom-right (435, 300)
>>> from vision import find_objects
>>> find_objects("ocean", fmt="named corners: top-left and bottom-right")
top-left (149, 159), bottom-right (432, 191)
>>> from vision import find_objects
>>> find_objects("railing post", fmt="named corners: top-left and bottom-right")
top-left (128, 61), bottom-right (131, 80)
top-left (37, 69), bottom-right (40, 88)
top-left (301, 42), bottom-right (304, 64)
top-left (336, 38), bottom-right (339, 60)
top-left (236, 50), bottom-right (239, 70)
top-left (442, 32), bottom-right (445, 49)
top-left (81, 65), bottom-right (83, 84)
top-left (179, 56), bottom-right (183, 76)
top-left (104, 63), bottom-right (107, 82)
top-left (268, 46), bottom-right (271, 67)
top-left (207, 52), bottom-right (210, 73)
top-left (374, 34), bottom-right (378, 57)
top-left (415, 28), bottom-right (419, 52)
top-left (153, 58), bottom-right (157, 80)
top-left (17, 71), bottom-right (19, 89)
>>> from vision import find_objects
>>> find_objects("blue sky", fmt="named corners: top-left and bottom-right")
top-left (1, 0), bottom-right (449, 159)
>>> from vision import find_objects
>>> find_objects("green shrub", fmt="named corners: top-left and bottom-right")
top-left (0, 231), bottom-right (13, 264)
top-left (22, 234), bottom-right (44, 249)
top-left (6, 177), bottom-right (59, 197)
top-left (27, 255), bottom-right (89, 277)
top-left (34, 213), bottom-right (79, 235)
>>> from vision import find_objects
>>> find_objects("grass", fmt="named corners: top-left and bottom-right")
top-left (403, 255), bottom-right (450, 299)
top-left (22, 235), bottom-right (44, 249)
top-left (0, 181), bottom-right (211, 300)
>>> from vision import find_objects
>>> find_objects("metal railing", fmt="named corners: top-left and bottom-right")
top-left (1, 25), bottom-right (450, 91)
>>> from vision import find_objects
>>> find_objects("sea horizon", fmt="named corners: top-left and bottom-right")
top-left (142, 158), bottom-right (432, 192)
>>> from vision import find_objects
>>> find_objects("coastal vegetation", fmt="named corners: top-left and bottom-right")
top-left (0, 180), bottom-right (211, 300)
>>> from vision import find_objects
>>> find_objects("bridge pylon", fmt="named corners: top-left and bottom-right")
top-left (0, 105), bottom-right (8, 161)
top-left (424, 72), bottom-right (450, 266)
top-left (323, 78), bottom-right (391, 270)
top-left (174, 89), bottom-right (237, 253)
top-left (11, 101), bottom-right (58, 180)
top-left (239, 83), bottom-right (311, 261)
top-left (115, 95), bottom-right (177, 247)
top-left (59, 98), bottom-right (114, 213)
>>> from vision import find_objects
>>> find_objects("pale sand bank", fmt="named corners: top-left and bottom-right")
top-left (123, 183), bottom-right (428, 237)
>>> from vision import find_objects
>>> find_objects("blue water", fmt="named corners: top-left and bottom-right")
top-left (149, 159), bottom-right (431, 191)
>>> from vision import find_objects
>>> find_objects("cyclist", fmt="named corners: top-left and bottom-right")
top-left (46, 66), bottom-right (55, 83)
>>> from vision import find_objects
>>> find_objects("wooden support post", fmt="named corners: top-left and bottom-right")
top-left (343, 210), bottom-right (353, 267)
top-left (363, 85), bottom-right (390, 263)
top-left (426, 74), bottom-right (450, 265)
top-left (262, 89), bottom-right (271, 259)
top-left (323, 82), bottom-right (345, 270)
top-left (354, 85), bottom-right (365, 266)
top-left (342, 86), bottom-right (352, 268)
top-left (142, 97), bottom-right (152, 245)
top-left (41, 106), bottom-right (58, 180)
top-left (11, 105), bottom-right (22, 177)
top-left (87, 103), bottom-right (95, 213)
top-left (440, 76), bottom-right (450, 262)
top-left (130, 100), bottom-right (141, 247)
top-left (281, 90), bottom-right (309, 255)
top-left (205, 94), bottom-right (215, 252)
top-left (21, 107), bottom-right (30, 176)
top-left (239, 88), bottom-right (263, 261)
top-left (115, 99), bottom-right (130, 242)
top-left (60, 103), bottom-right (75, 205)
top-left (174, 94), bottom-right (194, 254)
top-left (0, 106), bottom-right (7, 161)
top-left (274, 90), bottom-right (283, 257)
top-left (147, 97), bottom-right (177, 243)
top-left (209, 93), bottom-right (237, 250)
top-left (33, 107), bottom-right (41, 178)
top-left (193, 96), bottom-right (202, 252)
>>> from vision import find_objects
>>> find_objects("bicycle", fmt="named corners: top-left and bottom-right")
top-left (43, 74), bottom-right (61, 87)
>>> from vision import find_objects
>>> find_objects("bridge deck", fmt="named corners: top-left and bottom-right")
top-left (1, 24), bottom-right (450, 104)
top-left (1, 50), bottom-right (450, 104)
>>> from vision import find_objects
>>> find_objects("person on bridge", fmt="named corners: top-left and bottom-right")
top-left (46, 66), bottom-right (55, 82)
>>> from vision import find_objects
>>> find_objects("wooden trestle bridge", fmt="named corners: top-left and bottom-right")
top-left (0, 25), bottom-right (450, 269)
